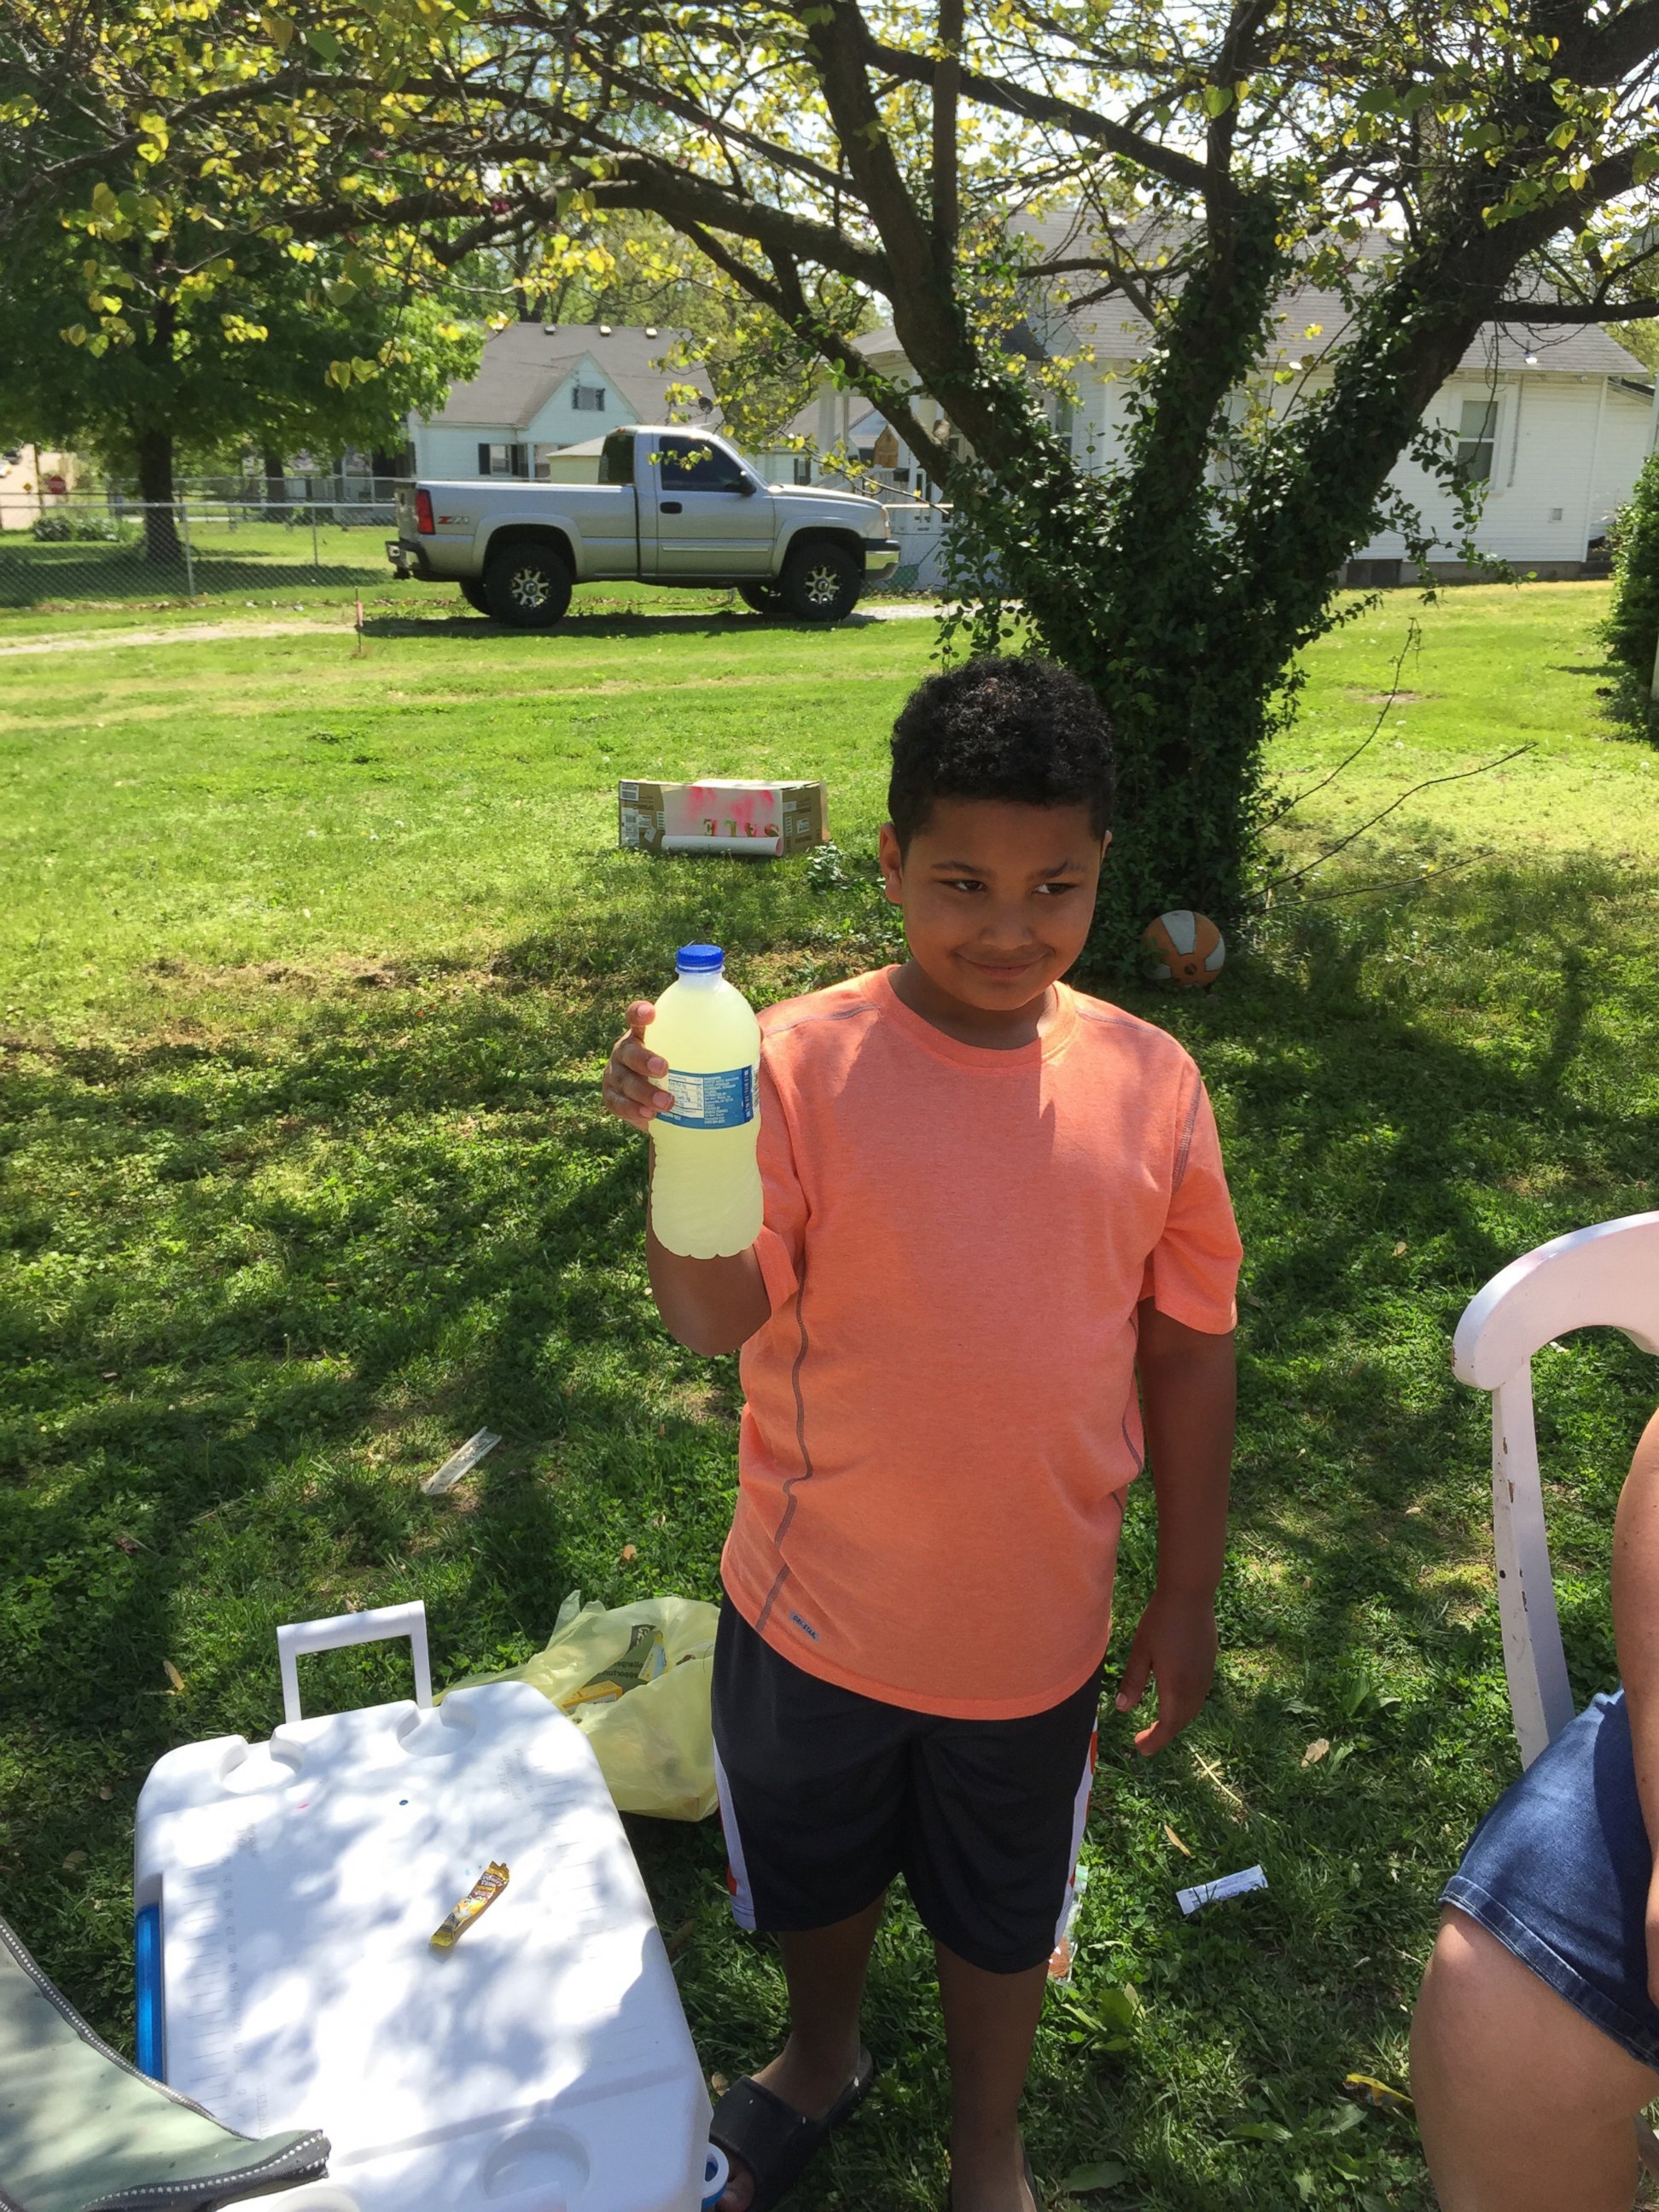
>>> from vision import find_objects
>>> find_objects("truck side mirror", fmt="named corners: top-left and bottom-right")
top-left (736, 477), bottom-right (756, 497)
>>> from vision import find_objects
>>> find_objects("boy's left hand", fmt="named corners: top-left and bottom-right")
top-left (1115, 1586), bottom-right (1218, 1755)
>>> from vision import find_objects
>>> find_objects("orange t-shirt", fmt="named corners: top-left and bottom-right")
top-left (720, 967), bottom-right (1242, 1720)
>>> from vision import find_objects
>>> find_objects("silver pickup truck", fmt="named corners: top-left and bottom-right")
top-left (387, 425), bottom-right (899, 627)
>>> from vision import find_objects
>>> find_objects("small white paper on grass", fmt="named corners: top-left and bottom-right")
top-left (422, 1428), bottom-right (501, 1496)
top-left (1177, 1863), bottom-right (1267, 1917)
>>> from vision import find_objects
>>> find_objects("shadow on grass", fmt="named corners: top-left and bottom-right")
top-left (2, 853), bottom-right (1656, 2206)
top-left (356, 604), bottom-right (897, 643)
top-left (358, 608), bottom-right (760, 643)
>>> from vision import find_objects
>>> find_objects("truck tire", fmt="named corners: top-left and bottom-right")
top-left (780, 541), bottom-right (861, 623)
top-left (484, 543), bottom-right (573, 629)
top-left (737, 581), bottom-right (785, 615)
top-left (459, 578), bottom-right (492, 615)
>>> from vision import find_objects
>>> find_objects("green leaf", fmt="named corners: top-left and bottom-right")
top-left (306, 25), bottom-right (341, 61)
top-left (1062, 2163), bottom-right (1128, 2193)
top-left (1231, 2121), bottom-right (1295, 2143)
top-left (1091, 1985), bottom-right (1141, 2029)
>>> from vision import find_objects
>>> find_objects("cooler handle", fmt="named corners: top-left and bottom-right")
top-left (276, 1601), bottom-right (434, 1726)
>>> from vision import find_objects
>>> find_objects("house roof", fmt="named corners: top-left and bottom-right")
top-left (846, 218), bottom-right (1648, 384)
top-left (422, 323), bottom-right (719, 433)
top-left (1020, 209), bottom-right (1650, 377)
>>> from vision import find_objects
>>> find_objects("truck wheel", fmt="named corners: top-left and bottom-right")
top-left (737, 582), bottom-right (785, 615)
top-left (484, 544), bottom-right (573, 628)
top-left (781, 542), bottom-right (860, 623)
top-left (459, 579), bottom-right (492, 616)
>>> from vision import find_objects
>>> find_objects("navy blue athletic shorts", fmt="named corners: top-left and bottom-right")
top-left (710, 1595), bottom-right (1101, 1976)
top-left (1443, 1688), bottom-right (1659, 2071)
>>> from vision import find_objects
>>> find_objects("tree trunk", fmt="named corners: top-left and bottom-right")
top-left (906, 185), bottom-right (1562, 944)
top-left (262, 445), bottom-right (290, 521)
top-left (909, 230), bottom-right (1289, 936)
top-left (134, 427), bottom-right (182, 564)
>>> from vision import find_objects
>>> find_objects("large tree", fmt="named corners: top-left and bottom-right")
top-left (11, 0), bottom-right (1659, 925)
top-left (1, 3), bottom-right (478, 560)
top-left (0, 210), bottom-right (479, 560)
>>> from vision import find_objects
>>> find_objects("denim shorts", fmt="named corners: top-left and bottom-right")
top-left (1443, 1689), bottom-right (1659, 2071)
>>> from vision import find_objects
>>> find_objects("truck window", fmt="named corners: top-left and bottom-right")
top-left (656, 435), bottom-right (748, 492)
top-left (599, 432), bottom-right (635, 486)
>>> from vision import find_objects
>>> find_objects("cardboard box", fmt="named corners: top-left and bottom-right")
top-left (618, 778), bottom-right (828, 859)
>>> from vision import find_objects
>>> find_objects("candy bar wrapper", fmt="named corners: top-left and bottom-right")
top-left (1176, 1863), bottom-right (1266, 1917)
top-left (430, 1860), bottom-right (509, 1949)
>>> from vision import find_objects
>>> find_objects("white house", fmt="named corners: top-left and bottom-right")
top-left (0, 443), bottom-right (79, 528)
top-left (793, 218), bottom-right (1656, 581)
top-left (410, 323), bottom-right (719, 480)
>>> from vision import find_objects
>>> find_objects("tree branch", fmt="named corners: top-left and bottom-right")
top-left (797, 0), bottom-right (937, 304)
top-left (5, 65), bottom-right (325, 220)
top-left (1204, 0), bottom-right (1277, 184)
top-left (932, 0), bottom-right (963, 272)
top-left (1494, 296), bottom-right (1659, 323)
top-left (1573, 0), bottom-right (1659, 86)
top-left (565, 44), bottom-right (862, 205)
top-left (677, 216), bottom-right (954, 486)
top-left (855, 21), bottom-right (1219, 198)
top-left (568, 149), bottom-right (892, 291)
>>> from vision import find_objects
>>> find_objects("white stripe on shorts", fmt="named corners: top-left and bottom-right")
top-left (1053, 1726), bottom-right (1098, 1950)
top-left (713, 1742), bottom-right (758, 1932)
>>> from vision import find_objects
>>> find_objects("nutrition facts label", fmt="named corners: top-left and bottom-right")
top-left (660, 1066), bottom-right (755, 1129)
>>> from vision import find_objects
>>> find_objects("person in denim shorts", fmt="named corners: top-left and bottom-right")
top-left (1413, 1406), bottom-right (1659, 2212)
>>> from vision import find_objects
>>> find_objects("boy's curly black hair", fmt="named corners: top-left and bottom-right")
top-left (887, 655), bottom-right (1115, 852)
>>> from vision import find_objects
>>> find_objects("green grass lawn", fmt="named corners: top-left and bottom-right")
top-left (0, 514), bottom-right (812, 625)
top-left (3, 583), bottom-right (1656, 2210)
top-left (0, 514), bottom-right (395, 611)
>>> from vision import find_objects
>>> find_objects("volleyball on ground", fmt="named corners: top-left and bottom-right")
top-left (1142, 910), bottom-right (1225, 987)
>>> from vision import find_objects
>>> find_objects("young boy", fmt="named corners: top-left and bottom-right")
top-left (602, 657), bottom-right (1241, 2212)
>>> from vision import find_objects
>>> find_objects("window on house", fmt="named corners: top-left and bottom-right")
top-left (1454, 399), bottom-right (1498, 487)
top-left (793, 455), bottom-right (813, 485)
top-left (572, 385), bottom-right (607, 412)
top-left (476, 442), bottom-right (527, 477)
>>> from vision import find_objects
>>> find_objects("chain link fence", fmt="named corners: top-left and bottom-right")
top-left (0, 497), bottom-right (406, 610)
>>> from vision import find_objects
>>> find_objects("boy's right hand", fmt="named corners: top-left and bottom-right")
top-left (602, 1000), bottom-right (677, 1132)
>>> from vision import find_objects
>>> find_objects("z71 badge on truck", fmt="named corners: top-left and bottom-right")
top-left (387, 426), bottom-right (901, 628)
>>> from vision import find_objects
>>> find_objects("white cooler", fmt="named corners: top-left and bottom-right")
top-left (133, 1603), bottom-right (711, 2212)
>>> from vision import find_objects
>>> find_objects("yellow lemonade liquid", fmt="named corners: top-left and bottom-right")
top-left (648, 944), bottom-right (764, 1259)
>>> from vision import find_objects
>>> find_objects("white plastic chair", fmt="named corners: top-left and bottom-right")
top-left (1454, 1212), bottom-right (1659, 2169)
top-left (1453, 1210), bottom-right (1659, 1768)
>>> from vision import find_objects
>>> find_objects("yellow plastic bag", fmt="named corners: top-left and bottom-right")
top-left (445, 1591), bottom-right (719, 1822)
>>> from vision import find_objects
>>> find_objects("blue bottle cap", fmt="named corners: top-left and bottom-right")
top-left (676, 943), bottom-right (725, 973)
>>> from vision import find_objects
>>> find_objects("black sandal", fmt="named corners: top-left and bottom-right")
top-left (708, 2046), bottom-right (876, 2211)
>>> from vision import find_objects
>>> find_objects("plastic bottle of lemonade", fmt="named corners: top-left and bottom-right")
top-left (648, 944), bottom-right (764, 1259)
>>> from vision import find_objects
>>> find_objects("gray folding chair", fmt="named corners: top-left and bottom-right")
top-left (0, 1912), bottom-right (353, 2212)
